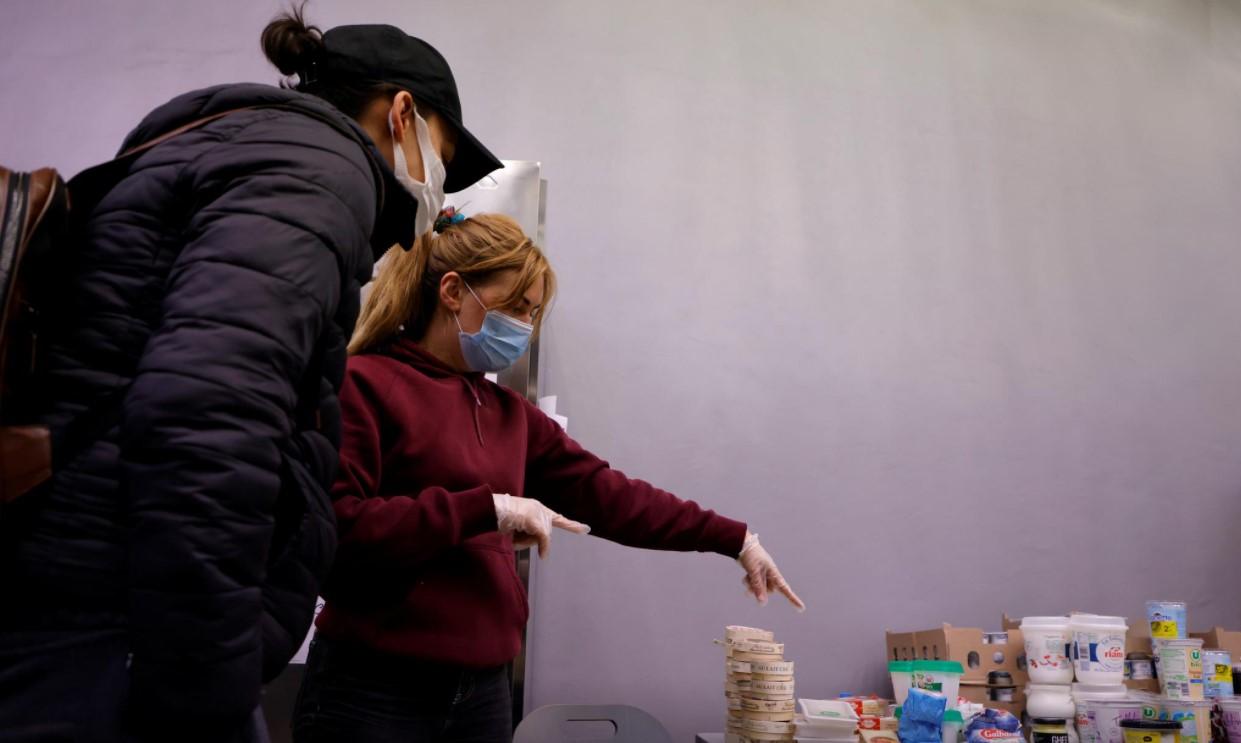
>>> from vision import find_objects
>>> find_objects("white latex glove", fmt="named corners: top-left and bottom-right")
top-left (738, 531), bottom-right (805, 611)
top-left (493, 493), bottom-right (590, 559)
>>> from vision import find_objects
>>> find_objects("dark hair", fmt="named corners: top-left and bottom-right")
top-left (260, 3), bottom-right (404, 118)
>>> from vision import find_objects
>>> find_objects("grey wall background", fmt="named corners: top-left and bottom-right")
top-left (5, 1), bottom-right (1241, 740)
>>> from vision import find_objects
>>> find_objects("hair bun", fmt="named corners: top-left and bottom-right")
top-left (261, 4), bottom-right (323, 77)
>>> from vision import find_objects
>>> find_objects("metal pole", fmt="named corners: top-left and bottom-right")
top-left (495, 176), bottom-right (549, 728)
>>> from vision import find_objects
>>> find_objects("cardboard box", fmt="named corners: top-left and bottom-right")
top-left (1190, 628), bottom-right (1241, 661)
top-left (886, 622), bottom-right (1028, 686)
top-left (1124, 679), bottom-right (1160, 694)
top-left (1126, 616), bottom-right (1154, 656)
top-left (1126, 636), bottom-right (1153, 656)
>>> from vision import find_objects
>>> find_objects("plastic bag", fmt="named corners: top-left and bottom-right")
top-left (965, 708), bottom-right (1023, 743)
top-left (899, 688), bottom-right (947, 743)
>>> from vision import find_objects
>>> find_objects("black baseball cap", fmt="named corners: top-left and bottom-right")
top-left (315, 24), bottom-right (502, 192)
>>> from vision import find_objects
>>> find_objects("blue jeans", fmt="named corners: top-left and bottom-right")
top-left (292, 638), bottom-right (512, 743)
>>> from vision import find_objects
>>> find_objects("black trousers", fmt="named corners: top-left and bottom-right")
top-left (0, 627), bottom-right (268, 743)
top-left (292, 637), bottom-right (512, 743)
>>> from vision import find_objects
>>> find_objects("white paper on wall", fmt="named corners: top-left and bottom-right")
top-left (290, 597), bottom-right (325, 665)
top-left (538, 395), bottom-right (568, 432)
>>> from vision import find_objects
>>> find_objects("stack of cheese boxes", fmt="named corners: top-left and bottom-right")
top-left (724, 626), bottom-right (797, 743)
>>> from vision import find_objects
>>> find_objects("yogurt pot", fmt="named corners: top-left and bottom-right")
top-left (890, 660), bottom-right (914, 706)
top-left (913, 660), bottom-right (964, 709)
top-left (1145, 601), bottom-right (1188, 641)
top-left (1072, 615), bottom-right (1129, 686)
top-left (1218, 697), bottom-right (1241, 743)
top-left (1126, 656), bottom-right (1154, 682)
top-left (1201, 649), bottom-right (1233, 699)
top-left (1120, 720), bottom-right (1182, 743)
top-left (1028, 685), bottom-right (1077, 721)
top-left (1158, 640), bottom-right (1205, 701)
top-left (1159, 700), bottom-right (1212, 743)
top-left (1087, 698), bottom-right (1145, 743)
top-left (1024, 617), bottom-right (1075, 685)
top-left (943, 709), bottom-right (964, 743)
top-left (1074, 685), bottom-right (1130, 743)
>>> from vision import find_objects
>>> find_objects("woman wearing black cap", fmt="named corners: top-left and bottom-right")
top-left (0, 7), bottom-right (497, 743)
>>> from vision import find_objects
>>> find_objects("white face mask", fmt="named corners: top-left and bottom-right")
top-left (389, 105), bottom-right (447, 238)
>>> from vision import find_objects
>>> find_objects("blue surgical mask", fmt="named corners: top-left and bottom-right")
top-left (455, 283), bottom-right (534, 372)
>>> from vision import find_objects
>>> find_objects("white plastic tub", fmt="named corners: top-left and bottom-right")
top-left (1073, 684), bottom-right (1129, 743)
top-left (1028, 684), bottom-right (1076, 720)
top-left (1024, 616), bottom-right (1075, 685)
top-left (912, 660), bottom-right (964, 709)
top-left (890, 660), bottom-right (914, 706)
top-left (797, 699), bottom-right (860, 736)
top-left (1072, 615), bottom-right (1128, 685)
top-left (1087, 698), bottom-right (1145, 743)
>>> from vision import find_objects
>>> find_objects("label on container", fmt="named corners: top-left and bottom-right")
top-left (731, 639), bottom-right (784, 655)
top-left (1162, 681), bottom-right (1205, 700)
top-left (741, 698), bottom-right (796, 713)
top-left (912, 669), bottom-right (946, 692)
top-left (1077, 631), bottom-right (1126, 674)
top-left (1159, 645), bottom-right (1205, 699)
top-left (1163, 708), bottom-right (1201, 743)
top-left (1151, 620), bottom-right (1181, 639)
top-left (1077, 709), bottom-right (1095, 743)
top-left (1207, 662), bottom-right (1235, 698)
top-left (1028, 635), bottom-right (1073, 671)
top-left (1033, 731), bottom-right (1071, 743)
top-left (1221, 707), bottom-right (1241, 743)
top-left (750, 680), bottom-right (795, 693)
top-left (1203, 650), bottom-right (1234, 698)
top-left (1087, 703), bottom-right (1144, 743)
top-left (747, 689), bottom-right (794, 701)
top-left (751, 661), bottom-right (794, 675)
top-left (741, 718), bottom-right (794, 734)
top-left (1146, 602), bottom-right (1187, 640)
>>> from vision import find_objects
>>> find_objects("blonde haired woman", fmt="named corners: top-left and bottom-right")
top-left (292, 212), bottom-right (801, 742)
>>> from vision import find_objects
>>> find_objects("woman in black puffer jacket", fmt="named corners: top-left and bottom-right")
top-left (0, 8), bottom-right (500, 742)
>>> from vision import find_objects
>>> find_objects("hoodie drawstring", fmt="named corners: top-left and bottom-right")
top-left (463, 378), bottom-right (485, 447)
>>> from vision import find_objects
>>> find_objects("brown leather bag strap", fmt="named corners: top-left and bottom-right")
top-left (67, 107), bottom-right (258, 209)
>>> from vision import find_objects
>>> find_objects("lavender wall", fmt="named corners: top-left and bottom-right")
top-left (6, 2), bottom-right (1241, 741)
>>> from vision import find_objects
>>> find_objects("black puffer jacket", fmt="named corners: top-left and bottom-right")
top-left (0, 84), bottom-right (416, 730)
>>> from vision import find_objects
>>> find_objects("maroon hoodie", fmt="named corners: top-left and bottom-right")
top-left (315, 338), bottom-right (748, 668)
